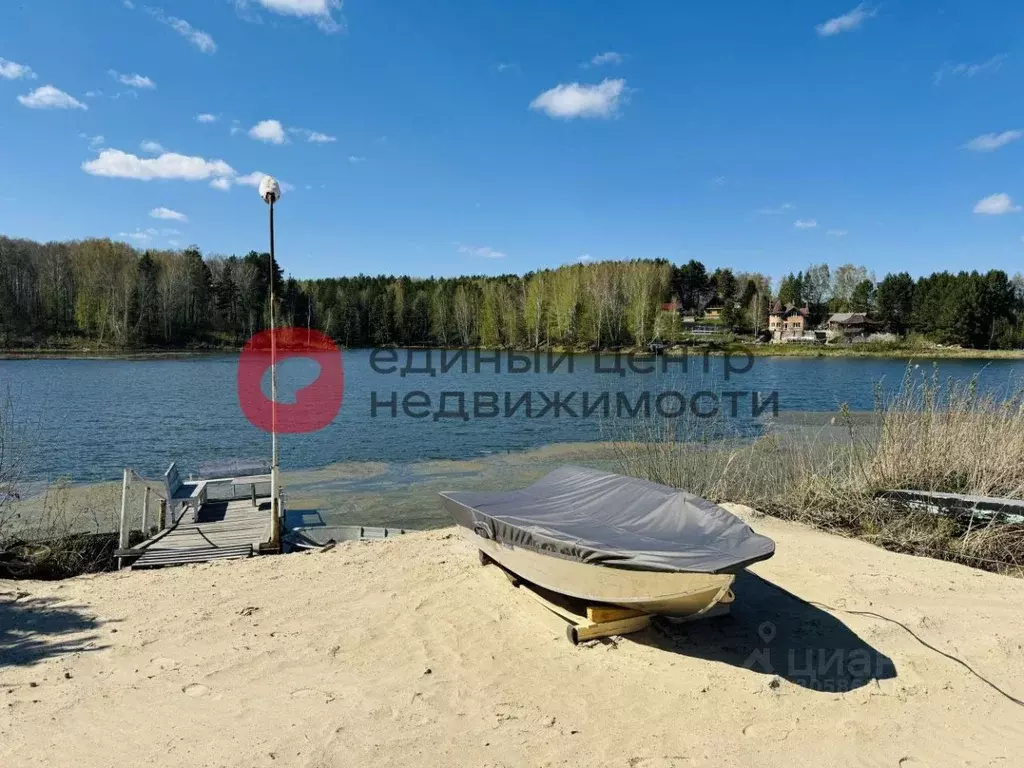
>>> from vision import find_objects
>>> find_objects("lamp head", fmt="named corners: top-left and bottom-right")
top-left (259, 175), bottom-right (282, 205)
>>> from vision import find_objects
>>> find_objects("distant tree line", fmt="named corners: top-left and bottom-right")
top-left (0, 236), bottom-right (289, 347)
top-left (1, 235), bottom-right (1023, 350)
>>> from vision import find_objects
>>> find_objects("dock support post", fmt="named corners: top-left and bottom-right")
top-left (141, 486), bottom-right (151, 537)
top-left (117, 469), bottom-right (130, 569)
top-left (271, 496), bottom-right (281, 551)
top-left (159, 498), bottom-right (168, 530)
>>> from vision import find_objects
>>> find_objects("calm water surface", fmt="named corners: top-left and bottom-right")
top-left (1, 349), bottom-right (1019, 482)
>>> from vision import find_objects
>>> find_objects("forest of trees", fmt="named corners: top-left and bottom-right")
top-left (1, 234), bottom-right (1023, 350)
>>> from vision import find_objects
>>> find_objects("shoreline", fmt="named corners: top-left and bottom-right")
top-left (6, 422), bottom-right (1022, 583)
top-left (4, 342), bottom-right (1024, 362)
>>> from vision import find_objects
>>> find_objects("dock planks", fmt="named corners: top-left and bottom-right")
top-left (126, 498), bottom-right (272, 569)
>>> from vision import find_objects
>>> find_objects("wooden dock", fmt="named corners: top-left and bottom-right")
top-left (121, 498), bottom-right (273, 569)
top-left (878, 489), bottom-right (1024, 524)
top-left (115, 464), bottom-right (412, 570)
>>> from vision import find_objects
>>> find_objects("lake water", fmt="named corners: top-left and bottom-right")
top-left (1, 349), bottom-right (1020, 483)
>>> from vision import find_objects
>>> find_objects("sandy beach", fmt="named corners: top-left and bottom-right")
top-left (2, 505), bottom-right (1022, 768)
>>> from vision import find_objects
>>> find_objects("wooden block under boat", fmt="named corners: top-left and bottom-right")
top-left (586, 605), bottom-right (648, 623)
top-left (514, 575), bottom-right (652, 644)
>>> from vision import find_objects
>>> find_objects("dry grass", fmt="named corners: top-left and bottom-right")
top-left (613, 366), bottom-right (1024, 576)
top-left (0, 387), bottom-right (129, 579)
top-left (0, 478), bottom-right (126, 579)
top-left (868, 370), bottom-right (1024, 497)
top-left (0, 388), bottom-right (24, 546)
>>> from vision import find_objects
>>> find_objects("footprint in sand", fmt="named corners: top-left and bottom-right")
top-left (182, 683), bottom-right (209, 697)
top-left (899, 759), bottom-right (927, 767)
top-left (290, 688), bottom-right (320, 698)
top-left (741, 722), bottom-right (790, 742)
top-left (627, 758), bottom-right (691, 767)
top-left (150, 657), bottom-right (180, 672)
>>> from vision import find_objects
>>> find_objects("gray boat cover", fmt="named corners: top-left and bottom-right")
top-left (440, 466), bottom-right (775, 574)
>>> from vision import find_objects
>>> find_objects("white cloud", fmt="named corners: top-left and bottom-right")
top-left (935, 54), bottom-right (1007, 85)
top-left (530, 78), bottom-right (627, 119)
top-left (83, 147), bottom-right (297, 194)
top-left (457, 244), bottom-right (506, 260)
top-left (85, 90), bottom-right (102, 98)
top-left (140, 140), bottom-right (164, 154)
top-left (0, 58), bottom-right (37, 80)
top-left (816, 4), bottom-right (875, 37)
top-left (80, 133), bottom-right (105, 150)
top-left (119, 228), bottom-right (159, 242)
top-left (248, 119), bottom-right (287, 144)
top-left (973, 193), bottom-right (1020, 215)
top-left (710, 176), bottom-right (726, 187)
top-left (221, 172), bottom-right (296, 193)
top-left (306, 131), bottom-right (336, 143)
top-left (793, 219), bottom-right (818, 229)
top-left (147, 8), bottom-right (217, 54)
top-left (109, 70), bottom-right (155, 89)
top-left (123, 1), bottom-right (135, 8)
top-left (964, 130), bottom-right (1023, 152)
top-left (83, 149), bottom-right (235, 182)
top-left (756, 202), bottom-right (794, 215)
top-left (232, 171), bottom-right (269, 187)
top-left (495, 63), bottom-right (517, 73)
top-left (347, 155), bottom-right (366, 163)
top-left (235, 0), bottom-right (342, 32)
top-left (195, 113), bottom-right (218, 123)
top-left (827, 228), bottom-right (848, 237)
top-left (577, 254), bottom-right (593, 263)
top-left (954, 55), bottom-right (1006, 77)
top-left (17, 85), bottom-right (87, 110)
top-left (289, 127), bottom-right (336, 143)
top-left (150, 206), bottom-right (187, 222)
top-left (587, 51), bottom-right (623, 67)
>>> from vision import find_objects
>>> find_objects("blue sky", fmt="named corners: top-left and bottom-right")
top-left (1, 1), bottom-right (1023, 282)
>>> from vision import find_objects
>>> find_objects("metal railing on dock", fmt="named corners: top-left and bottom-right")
top-left (116, 467), bottom-right (277, 569)
top-left (117, 469), bottom-right (172, 568)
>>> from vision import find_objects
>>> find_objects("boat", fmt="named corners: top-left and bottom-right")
top-left (440, 466), bottom-right (775, 618)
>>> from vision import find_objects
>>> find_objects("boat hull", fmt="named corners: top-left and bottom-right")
top-left (464, 529), bottom-right (735, 618)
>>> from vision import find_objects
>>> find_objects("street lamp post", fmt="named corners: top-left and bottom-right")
top-left (259, 175), bottom-right (283, 549)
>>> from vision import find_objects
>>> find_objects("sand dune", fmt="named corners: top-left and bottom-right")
top-left (2, 505), bottom-right (1023, 767)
